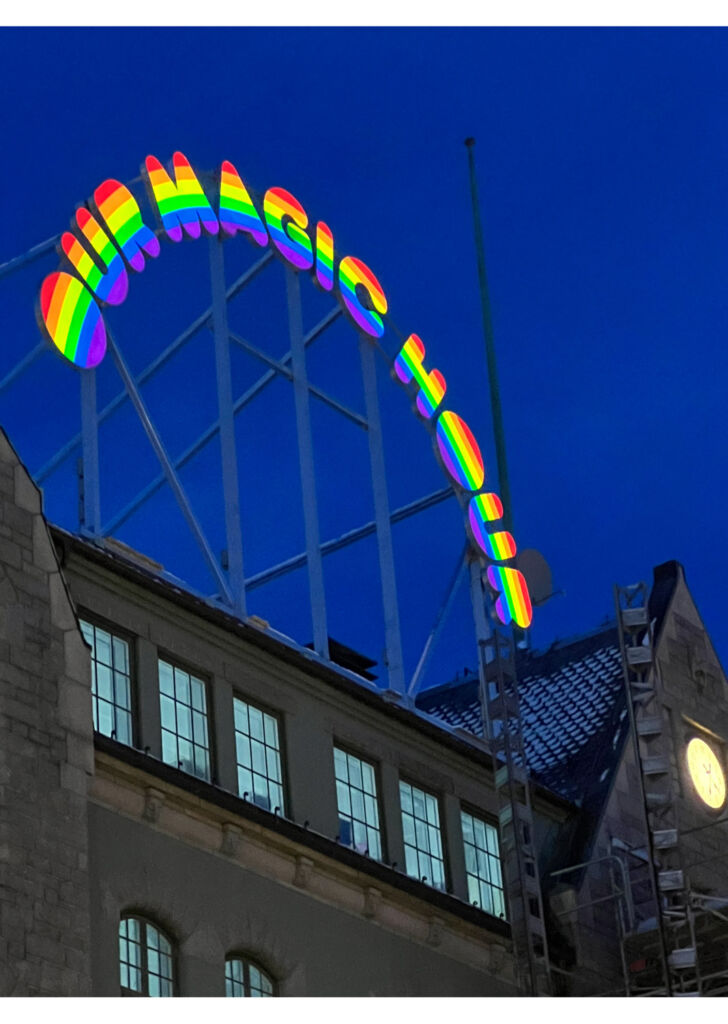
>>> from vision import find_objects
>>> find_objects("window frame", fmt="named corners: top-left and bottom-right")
top-left (232, 691), bottom-right (288, 816)
top-left (398, 776), bottom-right (449, 891)
top-left (460, 802), bottom-right (507, 920)
top-left (79, 611), bottom-right (137, 748)
top-left (119, 913), bottom-right (176, 997)
top-left (157, 650), bottom-right (215, 784)
top-left (224, 953), bottom-right (276, 997)
top-left (332, 741), bottom-right (387, 861)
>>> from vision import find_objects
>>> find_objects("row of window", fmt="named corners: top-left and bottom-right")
top-left (119, 915), bottom-right (274, 997)
top-left (81, 619), bottom-right (505, 917)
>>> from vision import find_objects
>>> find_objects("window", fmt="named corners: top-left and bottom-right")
top-left (119, 916), bottom-right (174, 996)
top-left (461, 809), bottom-right (506, 918)
top-left (225, 956), bottom-right (275, 997)
top-left (80, 619), bottom-right (133, 745)
top-left (399, 780), bottom-right (446, 889)
top-left (333, 747), bottom-right (383, 859)
top-left (159, 659), bottom-right (211, 781)
top-left (234, 697), bottom-right (284, 813)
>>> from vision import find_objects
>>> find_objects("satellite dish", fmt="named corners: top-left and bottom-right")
top-left (516, 549), bottom-right (553, 607)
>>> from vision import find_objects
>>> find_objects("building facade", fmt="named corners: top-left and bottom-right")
top-left (1, 427), bottom-right (726, 997)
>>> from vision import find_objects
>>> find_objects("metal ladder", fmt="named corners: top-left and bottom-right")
top-left (614, 582), bottom-right (701, 996)
top-left (474, 609), bottom-right (552, 995)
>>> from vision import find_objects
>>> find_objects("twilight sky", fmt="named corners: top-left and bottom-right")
top-left (1, 27), bottom-right (726, 688)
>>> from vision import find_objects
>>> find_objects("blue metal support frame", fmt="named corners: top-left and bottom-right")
top-left (99, 307), bottom-right (343, 537)
top-left (209, 236), bottom-right (246, 616)
top-left (79, 368), bottom-right (101, 536)
top-left (407, 543), bottom-right (468, 698)
top-left (106, 332), bottom-right (234, 605)
top-left (286, 267), bottom-right (329, 658)
top-left (359, 334), bottom-right (405, 693)
top-left (35, 251), bottom-right (275, 485)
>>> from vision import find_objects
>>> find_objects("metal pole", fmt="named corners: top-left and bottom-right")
top-left (209, 236), bottom-right (246, 616)
top-left (106, 332), bottom-right (234, 606)
top-left (286, 267), bottom-right (329, 659)
top-left (359, 334), bottom-right (405, 694)
top-left (80, 368), bottom-right (101, 535)
top-left (464, 138), bottom-right (514, 536)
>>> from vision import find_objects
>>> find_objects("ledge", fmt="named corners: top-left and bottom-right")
top-left (94, 732), bottom-right (511, 940)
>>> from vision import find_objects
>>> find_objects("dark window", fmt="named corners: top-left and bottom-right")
top-left (461, 809), bottom-right (506, 918)
top-left (233, 697), bottom-right (284, 813)
top-left (399, 780), bottom-right (446, 889)
top-left (158, 659), bottom-right (211, 781)
top-left (333, 747), bottom-right (383, 859)
top-left (119, 916), bottom-right (174, 996)
top-left (80, 619), bottom-right (133, 745)
top-left (225, 956), bottom-right (275, 997)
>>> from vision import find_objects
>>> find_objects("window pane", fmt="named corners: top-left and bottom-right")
top-left (461, 810), bottom-right (506, 921)
top-left (401, 782), bottom-right (445, 889)
top-left (334, 748), bottom-right (383, 861)
top-left (191, 676), bottom-right (206, 711)
top-left (159, 660), bottom-right (210, 779)
top-left (234, 698), bottom-right (286, 815)
top-left (112, 636), bottom-right (129, 674)
top-left (159, 660), bottom-right (174, 696)
top-left (174, 668), bottom-right (190, 705)
top-left (96, 663), bottom-right (113, 701)
top-left (95, 629), bottom-right (112, 667)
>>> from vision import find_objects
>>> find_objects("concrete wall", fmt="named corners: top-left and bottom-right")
top-left (57, 536), bottom-right (531, 995)
top-left (88, 801), bottom-right (518, 996)
top-left (0, 432), bottom-right (94, 995)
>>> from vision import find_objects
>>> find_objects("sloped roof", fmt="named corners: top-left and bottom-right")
top-left (417, 624), bottom-right (629, 806)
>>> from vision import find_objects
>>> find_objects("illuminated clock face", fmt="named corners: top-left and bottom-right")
top-left (686, 737), bottom-right (726, 810)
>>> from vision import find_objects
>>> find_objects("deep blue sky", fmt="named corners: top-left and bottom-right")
top-left (1, 28), bottom-right (727, 688)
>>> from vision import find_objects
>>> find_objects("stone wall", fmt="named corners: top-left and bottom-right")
top-left (0, 429), bottom-right (93, 995)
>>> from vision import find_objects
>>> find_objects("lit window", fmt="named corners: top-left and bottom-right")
top-left (225, 956), bottom-right (275, 997)
top-left (159, 659), bottom-right (211, 781)
top-left (333, 747), bottom-right (383, 859)
top-left (80, 619), bottom-right (133, 745)
top-left (399, 780), bottom-right (446, 889)
top-left (461, 809), bottom-right (506, 918)
top-left (234, 697), bottom-right (284, 813)
top-left (119, 916), bottom-right (174, 996)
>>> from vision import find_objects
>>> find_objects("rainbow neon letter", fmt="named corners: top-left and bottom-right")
top-left (467, 492), bottom-right (516, 561)
top-left (393, 334), bottom-right (447, 419)
top-left (315, 222), bottom-right (335, 292)
top-left (218, 161), bottom-right (268, 247)
top-left (144, 152), bottom-right (219, 242)
top-left (486, 566), bottom-right (533, 628)
top-left (263, 187), bottom-right (313, 270)
top-left (93, 179), bottom-right (160, 273)
top-left (38, 272), bottom-right (106, 369)
top-left (435, 411), bottom-right (485, 491)
top-left (61, 209), bottom-right (128, 306)
top-left (338, 256), bottom-right (387, 338)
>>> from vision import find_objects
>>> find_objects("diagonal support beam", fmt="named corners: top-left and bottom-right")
top-left (35, 250), bottom-right (275, 484)
top-left (106, 332), bottom-right (234, 606)
top-left (245, 486), bottom-right (454, 590)
top-left (407, 543), bottom-right (469, 698)
top-left (0, 341), bottom-right (46, 396)
top-left (229, 330), bottom-right (367, 430)
top-left (100, 307), bottom-right (342, 536)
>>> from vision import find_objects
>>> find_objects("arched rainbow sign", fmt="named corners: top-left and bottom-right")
top-left (37, 151), bottom-right (532, 629)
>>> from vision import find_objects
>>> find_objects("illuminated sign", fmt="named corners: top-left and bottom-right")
top-left (36, 151), bottom-right (533, 628)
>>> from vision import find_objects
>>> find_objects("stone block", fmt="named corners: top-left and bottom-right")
top-left (31, 517), bottom-right (58, 573)
top-left (63, 632), bottom-right (92, 688)
top-left (59, 763), bottom-right (88, 798)
top-left (49, 574), bottom-right (77, 632)
top-left (57, 679), bottom-right (92, 732)
top-left (13, 466), bottom-right (41, 515)
top-left (0, 537), bottom-right (21, 571)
